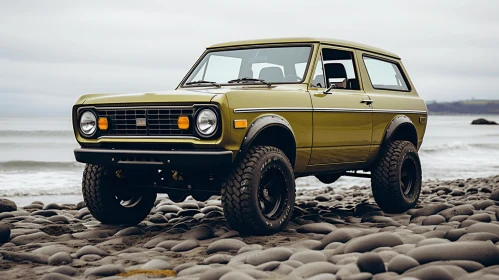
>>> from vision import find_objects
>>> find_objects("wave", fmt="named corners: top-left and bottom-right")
top-left (0, 186), bottom-right (81, 197)
top-left (0, 130), bottom-right (73, 137)
top-left (421, 141), bottom-right (499, 154)
top-left (0, 160), bottom-right (84, 171)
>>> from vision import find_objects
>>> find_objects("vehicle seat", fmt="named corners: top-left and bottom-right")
top-left (312, 75), bottom-right (325, 87)
top-left (259, 67), bottom-right (284, 82)
top-left (324, 63), bottom-right (348, 88)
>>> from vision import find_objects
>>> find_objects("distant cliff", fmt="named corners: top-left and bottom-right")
top-left (426, 100), bottom-right (499, 114)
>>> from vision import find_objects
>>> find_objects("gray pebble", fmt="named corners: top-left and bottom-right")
top-left (238, 244), bottom-right (263, 254)
top-left (141, 259), bottom-right (173, 270)
top-left (296, 222), bottom-right (337, 234)
top-left (0, 198), bottom-right (17, 213)
top-left (206, 238), bottom-right (246, 254)
top-left (40, 273), bottom-right (73, 280)
top-left (220, 271), bottom-right (255, 280)
top-left (181, 226), bottom-right (213, 240)
top-left (114, 227), bottom-right (143, 236)
top-left (199, 267), bottom-right (234, 280)
top-left (289, 261), bottom-right (339, 278)
top-left (0, 223), bottom-right (11, 242)
top-left (387, 254), bottom-right (419, 274)
top-left (245, 247), bottom-right (293, 266)
top-left (50, 266), bottom-right (77, 276)
top-left (422, 215), bottom-right (446, 225)
top-left (48, 252), bottom-right (72, 265)
top-left (156, 240), bottom-right (182, 249)
top-left (344, 232), bottom-right (404, 253)
top-left (204, 254), bottom-right (232, 264)
top-left (356, 252), bottom-right (386, 274)
top-left (171, 239), bottom-right (200, 252)
top-left (73, 245), bottom-right (109, 258)
top-left (10, 232), bottom-right (51, 245)
top-left (289, 250), bottom-right (326, 264)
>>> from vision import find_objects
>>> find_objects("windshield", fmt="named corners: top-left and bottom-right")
top-left (183, 46), bottom-right (312, 86)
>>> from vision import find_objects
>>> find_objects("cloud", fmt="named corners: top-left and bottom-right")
top-left (1, 0), bottom-right (498, 116)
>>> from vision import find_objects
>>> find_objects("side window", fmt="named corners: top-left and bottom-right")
top-left (363, 57), bottom-right (409, 91)
top-left (310, 56), bottom-right (325, 88)
top-left (319, 48), bottom-right (360, 90)
top-left (203, 55), bottom-right (242, 82)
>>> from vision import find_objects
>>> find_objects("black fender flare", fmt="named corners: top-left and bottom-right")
top-left (237, 115), bottom-right (297, 165)
top-left (383, 115), bottom-right (418, 147)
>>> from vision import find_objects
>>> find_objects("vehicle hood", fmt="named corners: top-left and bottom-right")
top-left (78, 88), bottom-right (231, 105)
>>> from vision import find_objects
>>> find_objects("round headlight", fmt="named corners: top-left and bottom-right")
top-left (196, 109), bottom-right (217, 136)
top-left (80, 111), bottom-right (97, 136)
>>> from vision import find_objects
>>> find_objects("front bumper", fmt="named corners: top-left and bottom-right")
top-left (74, 148), bottom-right (233, 170)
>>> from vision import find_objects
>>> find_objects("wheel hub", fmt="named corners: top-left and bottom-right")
top-left (258, 167), bottom-right (287, 220)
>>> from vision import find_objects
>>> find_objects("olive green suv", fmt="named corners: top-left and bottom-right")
top-left (73, 38), bottom-right (427, 235)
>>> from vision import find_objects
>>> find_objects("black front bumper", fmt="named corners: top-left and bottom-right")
top-left (74, 148), bottom-right (233, 170)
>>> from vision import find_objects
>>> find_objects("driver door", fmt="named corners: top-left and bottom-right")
top-left (306, 46), bottom-right (373, 173)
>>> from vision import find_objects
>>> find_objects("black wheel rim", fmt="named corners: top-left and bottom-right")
top-left (258, 166), bottom-right (287, 220)
top-left (401, 156), bottom-right (417, 197)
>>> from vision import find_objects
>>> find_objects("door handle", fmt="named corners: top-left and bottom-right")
top-left (360, 99), bottom-right (374, 105)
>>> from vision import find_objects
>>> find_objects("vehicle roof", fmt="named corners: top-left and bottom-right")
top-left (208, 37), bottom-right (399, 59)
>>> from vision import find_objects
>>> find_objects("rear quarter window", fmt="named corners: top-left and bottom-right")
top-left (363, 56), bottom-right (410, 91)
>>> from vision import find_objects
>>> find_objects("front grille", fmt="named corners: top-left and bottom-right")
top-left (96, 107), bottom-right (195, 136)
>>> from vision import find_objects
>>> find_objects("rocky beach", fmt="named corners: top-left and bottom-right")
top-left (0, 175), bottom-right (499, 280)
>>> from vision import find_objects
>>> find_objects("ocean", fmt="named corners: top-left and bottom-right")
top-left (1, 115), bottom-right (498, 206)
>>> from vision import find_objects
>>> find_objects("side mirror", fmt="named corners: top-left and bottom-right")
top-left (323, 78), bottom-right (347, 94)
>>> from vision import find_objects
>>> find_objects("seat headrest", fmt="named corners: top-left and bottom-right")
top-left (324, 63), bottom-right (347, 79)
top-left (258, 67), bottom-right (284, 82)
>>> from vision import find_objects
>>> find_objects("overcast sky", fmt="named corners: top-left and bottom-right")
top-left (1, 0), bottom-right (498, 116)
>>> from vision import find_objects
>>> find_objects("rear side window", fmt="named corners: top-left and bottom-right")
top-left (363, 56), bottom-right (409, 91)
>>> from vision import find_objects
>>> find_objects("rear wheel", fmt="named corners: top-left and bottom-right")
top-left (371, 140), bottom-right (422, 213)
top-left (222, 145), bottom-right (295, 235)
top-left (82, 164), bottom-right (156, 224)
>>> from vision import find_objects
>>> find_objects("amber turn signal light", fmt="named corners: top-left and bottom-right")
top-left (178, 116), bottom-right (190, 130)
top-left (98, 117), bottom-right (108, 131)
top-left (234, 119), bottom-right (248, 129)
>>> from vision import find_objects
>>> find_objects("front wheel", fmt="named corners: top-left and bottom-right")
top-left (222, 146), bottom-right (295, 235)
top-left (371, 140), bottom-right (422, 213)
top-left (82, 164), bottom-right (156, 224)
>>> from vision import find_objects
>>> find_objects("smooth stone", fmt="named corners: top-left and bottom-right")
top-left (407, 241), bottom-right (499, 266)
top-left (43, 203), bottom-right (62, 210)
top-left (48, 252), bottom-right (72, 265)
top-left (444, 228), bottom-right (467, 241)
top-left (40, 273), bottom-right (73, 280)
top-left (416, 238), bottom-right (451, 247)
top-left (0, 250), bottom-right (48, 264)
top-left (143, 236), bottom-right (168, 248)
top-left (238, 244), bottom-right (263, 254)
top-left (289, 239), bottom-right (322, 249)
top-left (181, 226), bottom-right (213, 240)
top-left (50, 266), bottom-right (77, 276)
top-left (206, 238), bottom-right (246, 254)
top-left (73, 245), bottom-right (109, 258)
top-left (174, 262), bottom-right (197, 272)
top-left (10, 232), bottom-right (51, 245)
top-left (467, 213), bottom-right (492, 223)
top-left (245, 247), bottom-right (293, 266)
top-left (256, 261), bottom-right (280, 271)
top-left (156, 240), bottom-right (182, 249)
top-left (31, 210), bottom-right (59, 217)
top-left (458, 232), bottom-right (499, 243)
top-left (219, 230), bottom-right (240, 239)
top-left (199, 267), bottom-right (234, 280)
top-left (289, 250), bottom-right (327, 264)
top-left (171, 239), bottom-right (200, 252)
top-left (80, 254), bottom-right (102, 262)
top-left (0, 199), bottom-right (17, 213)
top-left (177, 265), bottom-right (212, 276)
top-left (0, 223), bottom-right (11, 242)
top-left (422, 215), bottom-right (446, 225)
top-left (114, 227), bottom-right (143, 236)
top-left (387, 254), bottom-right (419, 274)
top-left (308, 274), bottom-right (337, 280)
top-left (220, 271), bottom-right (255, 280)
top-left (449, 215), bottom-right (470, 222)
top-left (437, 204), bottom-right (474, 220)
top-left (204, 254), bottom-right (232, 264)
top-left (156, 205), bottom-right (182, 213)
top-left (344, 232), bottom-right (404, 253)
top-left (84, 264), bottom-right (125, 277)
top-left (356, 252), bottom-right (386, 274)
top-left (411, 204), bottom-right (451, 219)
top-left (33, 245), bottom-right (73, 256)
top-left (296, 222), bottom-right (337, 234)
top-left (467, 222), bottom-right (499, 236)
top-left (403, 266), bottom-right (453, 280)
top-left (490, 189), bottom-right (499, 201)
top-left (289, 261), bottom-right (339, 278)
top-left (460, 219), bottom-right (480, 228)
top-left (321, 228), bottom-right (361, 247)
top-left (149, 213), bottom-right (168, 223)
top-left (141, 259), bottom-right (173, 270)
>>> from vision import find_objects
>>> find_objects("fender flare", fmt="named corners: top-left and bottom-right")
top-left (383, 115), bottom-right (418, 147)
top-left (237, 115), bottom-right (297, 164)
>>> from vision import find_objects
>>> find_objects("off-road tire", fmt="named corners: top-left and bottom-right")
top-left (371, 140), bottom-right (422, 213)
top-left (82, 164), bottom-right (157, 224)
top-left (222, 145), bottom-right (295, 235)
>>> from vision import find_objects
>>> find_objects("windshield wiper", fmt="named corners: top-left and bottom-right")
top-left (228, 77), bottom-right (272, 86)
top-left (185, 80), bottom-right (221, 88)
